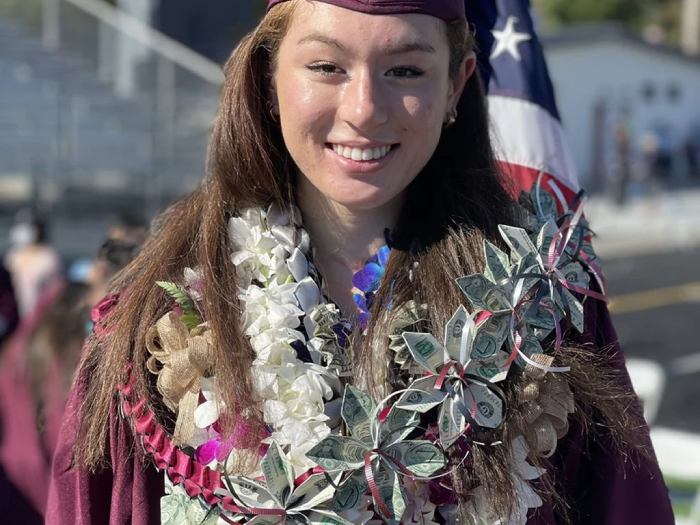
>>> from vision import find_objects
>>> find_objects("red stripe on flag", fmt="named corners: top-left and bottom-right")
top-left (497, 161), bottom-right (577, 212)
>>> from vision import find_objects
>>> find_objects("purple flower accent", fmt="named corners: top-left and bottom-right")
top-left (196, 438), bottom-right (219, 464)
top-left (351, 262), bottom-right (383, 292)
top-left (377, 245), bottom-right (390, 267)
top-left (352, 293), bottom-right (368, 311)
top-left (356, 311), bottom-right (370, 330)
top-left (196, 435), bottom-right (235, 465)
top-left (195, 419), bottom-right (264, 465)
top-left (290, 339), bottom-right (313, 363)
top-left (331, 322), bottom-right (351, 348)
top-left (351, 244), bottom-right (390, 330)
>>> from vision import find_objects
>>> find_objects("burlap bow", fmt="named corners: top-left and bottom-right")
top-left (146, 312), bottom-right (215, 445)
top-left (518, 354), bottom-right (575, 457)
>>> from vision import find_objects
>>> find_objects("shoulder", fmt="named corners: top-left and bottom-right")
top-left (89, 287), bottom-right (226, 507)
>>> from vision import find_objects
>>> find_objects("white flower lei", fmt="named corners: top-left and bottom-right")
top-left (160, 185), bottom-right (598, 524)
top-left (228, 205), bottom-right (344, 475)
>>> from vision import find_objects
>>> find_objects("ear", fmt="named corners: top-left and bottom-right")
top-left (447, 51), bottom-right (477, 110)
top-left (268, 75), bottom-right (280, 116)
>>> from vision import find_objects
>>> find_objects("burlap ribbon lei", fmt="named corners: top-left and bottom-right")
top-left (518, 354), bottom-right (575, 457)
top-left (146, 312), bottom-right (215, 445)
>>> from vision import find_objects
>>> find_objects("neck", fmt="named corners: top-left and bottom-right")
top-left (295, 179), bottom-right (403, 315)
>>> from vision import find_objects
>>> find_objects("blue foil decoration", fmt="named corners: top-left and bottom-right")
top-left (351, 245), bottom-right (390, 330)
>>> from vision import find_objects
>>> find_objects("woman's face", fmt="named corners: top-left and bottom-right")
top-left (272, 1), bottom-right (473, 212)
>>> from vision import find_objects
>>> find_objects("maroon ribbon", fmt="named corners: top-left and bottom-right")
top-left (293, 466), bottom-right (325, 486)
top-left (434, 360), bottom-right (465, 390)
top-left (364, 452), bottom-right (393, 519)
top-left (364, 447), bottom-right (420, 520)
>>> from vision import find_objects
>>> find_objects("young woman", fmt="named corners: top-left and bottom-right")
top-left (47, 1), bottom-right (674, 523)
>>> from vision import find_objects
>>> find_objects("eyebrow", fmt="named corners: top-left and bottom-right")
top-left (297, 33), bottom-right (436, 55)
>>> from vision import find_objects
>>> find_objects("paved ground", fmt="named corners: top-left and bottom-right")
top-left (604, 247), bottom-right (700, 432)
top-left (584, 186), bottom-right (700, 432)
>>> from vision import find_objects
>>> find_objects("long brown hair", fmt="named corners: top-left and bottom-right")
top-left (75, 2), bottom-right (643, 521)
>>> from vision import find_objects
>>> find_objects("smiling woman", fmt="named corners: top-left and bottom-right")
top-left (275, 2), bottom-right (471, 215)
top-left (46, 1), bottom-right (673, 524)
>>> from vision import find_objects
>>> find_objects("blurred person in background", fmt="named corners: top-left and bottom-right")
top-left (47, 1), bottom-right (673, 524)
top-left (614, 117), bottom-right (633, 205)
top-left (107, 211), bottom-right (149, 245)
top-left (653, 125), bottom-right (674, 184)
top-left (685, 124), bottom-right (700, 178)
top-left (0, 281), bottom-right (87, 523)
top-left (85, 215), bottom-right (148, 308)
top-left (0, 263), bottom-right (19, 350)
top-left (0, 230), bottom-right (145, 521)
top-left (640, 130), bottom-right (662, 195)
top-left (4, 209), bottom-right (62, 319)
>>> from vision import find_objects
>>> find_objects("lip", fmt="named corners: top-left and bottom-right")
top-left (325, 143), bottom-right (399, 173)
top-left (327, 140), bottom-right (395, 148)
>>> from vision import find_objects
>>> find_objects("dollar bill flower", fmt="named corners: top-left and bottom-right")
top-left (221, 442), bottom-right (350, 524)
top-left (307, 386), bottom-right (445, 523)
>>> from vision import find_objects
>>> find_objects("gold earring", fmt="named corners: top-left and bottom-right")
top-left (444, 108), bottom-right (457, 128)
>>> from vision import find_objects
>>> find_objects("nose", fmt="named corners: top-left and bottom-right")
top-left (337, 68), bottom-right (389, 130)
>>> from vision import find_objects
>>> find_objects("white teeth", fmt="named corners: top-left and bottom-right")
top-left (332, 144), bottom-right (392, 161)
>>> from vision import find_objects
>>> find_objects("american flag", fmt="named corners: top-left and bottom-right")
top-left (465, 0), bottom-right (579, 209)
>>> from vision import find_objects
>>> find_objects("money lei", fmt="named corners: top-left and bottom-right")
top-left (159, 184), bottom-right (602, 525)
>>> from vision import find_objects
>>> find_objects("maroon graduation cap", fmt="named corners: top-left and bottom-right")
top-left (267, 0), bottom-right (466, 22)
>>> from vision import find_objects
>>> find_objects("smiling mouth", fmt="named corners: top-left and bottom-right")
top-left (328, 143), bottom-right (398, 162)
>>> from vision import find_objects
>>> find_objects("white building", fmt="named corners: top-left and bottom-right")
top-left (542, 23), bottom-right (700, 189)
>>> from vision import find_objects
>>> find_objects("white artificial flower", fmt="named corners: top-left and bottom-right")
top-left (270, 367), bottom-right (331, 425)
top-left (286, 248), bottom-right (309, 282)
top-left (401, 481), bottom-right (440, 525)
top-left (194, 378), bottom-right (223, 430)
top-left (272, 420), bottom-right (331, 476)
top-left (228, 209), bottom-right (286, 286)
top-left (465, 436), bottom-right (545, 525)
top-left (240, 283), bottom-right (303, 336)
top-left (253, 368), bottom-right (279, 398)
top-left (183, 267), bottom-right (204, 301)
top-left (223, 446), bottom-right (263, 479)
top-left (338, 498), bottom-right (377, 525)
top-left (253, 349), bottom-right (298, 370)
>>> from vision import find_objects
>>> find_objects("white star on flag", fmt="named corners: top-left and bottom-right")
top-left (490, 16), bottom-right (532, 62)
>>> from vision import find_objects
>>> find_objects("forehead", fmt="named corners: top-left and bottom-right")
top-left (282, 0), bottom-right (447, 54)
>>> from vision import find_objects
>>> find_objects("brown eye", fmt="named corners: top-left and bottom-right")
top-left (386, 67), bottom-right (423, 78)
top-left (307, 63), bottom-right (344, 76)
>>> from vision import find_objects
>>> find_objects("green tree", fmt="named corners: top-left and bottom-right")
top-left (533, 0), bottom-right (682, 43)
top-left (534, 0), bottom-right (647, 26)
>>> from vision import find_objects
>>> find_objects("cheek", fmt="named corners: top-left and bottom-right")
top-left (279, 85), bottom-right (332, 146)
top-left (400, 88), bottom-right (445, 133)
top-left (398, 95), bottom-right (444, 160)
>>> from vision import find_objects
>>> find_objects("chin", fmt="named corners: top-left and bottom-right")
top-left (325, 185), bottom-right (397, 211)
top-left (330, 194), bottom-right (389, 211)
